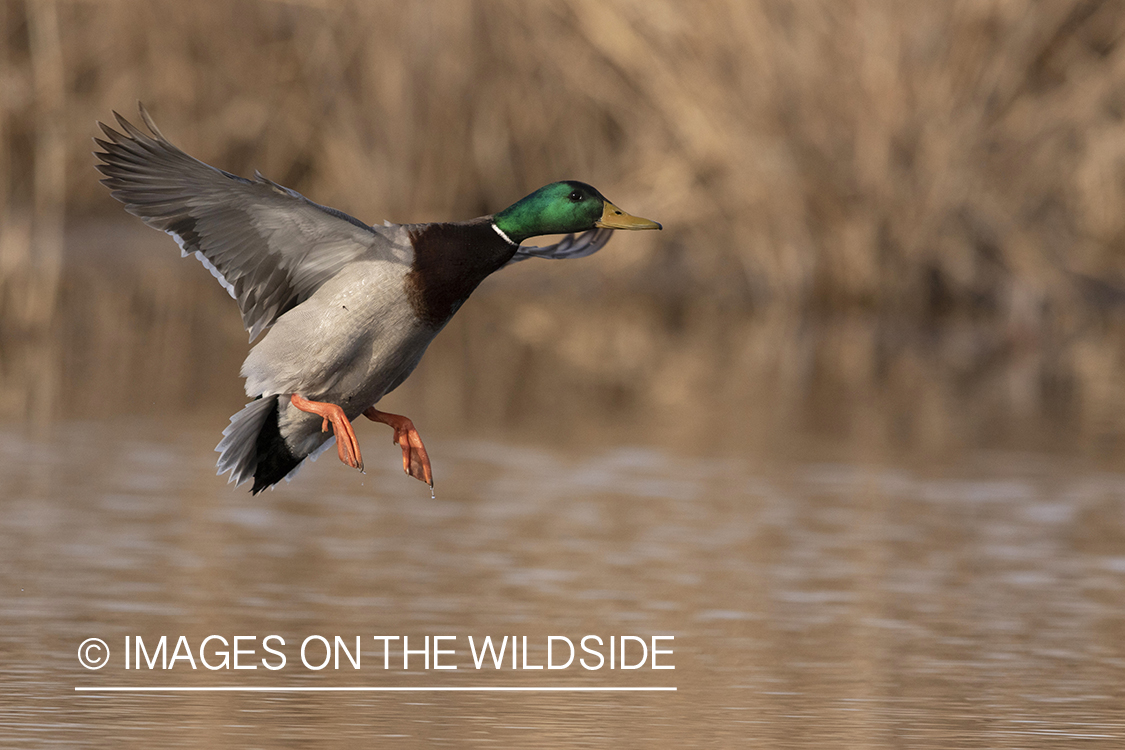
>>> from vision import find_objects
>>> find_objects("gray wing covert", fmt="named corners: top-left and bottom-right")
top-left (94, 105), bottom-right (384, 341)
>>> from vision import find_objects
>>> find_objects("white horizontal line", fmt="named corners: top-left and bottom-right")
top-left (75, 686), bottom-right (676, 693)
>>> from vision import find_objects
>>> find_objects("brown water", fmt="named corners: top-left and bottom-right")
top-left (4, 420), bottom-right (1125, 747)
top-left (2, 225), bottom-right (1125, 747)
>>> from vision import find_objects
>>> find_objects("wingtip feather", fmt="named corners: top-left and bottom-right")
top-left (137, 101), bottom-right (167, 141)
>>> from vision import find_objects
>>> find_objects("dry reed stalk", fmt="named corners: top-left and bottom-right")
top-left (27, 0), bottom-right (65, 321)
top-left (0, 0), bottom-right (66, 425)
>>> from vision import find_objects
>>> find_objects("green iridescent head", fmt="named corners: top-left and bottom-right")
top-left (493, 181), bottom-right (661, 245)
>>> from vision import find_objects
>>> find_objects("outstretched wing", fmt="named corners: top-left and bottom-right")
top-left (502, 228), bottom-right (614, 266)
top-left (95, 104), bottom-right (384, 341)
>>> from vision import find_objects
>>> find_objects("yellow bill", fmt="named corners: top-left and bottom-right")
top-left (595, 201), bottom-right (662, 230)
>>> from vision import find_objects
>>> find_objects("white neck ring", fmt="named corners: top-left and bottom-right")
top-left (491, 222), bottom-right (517, 246)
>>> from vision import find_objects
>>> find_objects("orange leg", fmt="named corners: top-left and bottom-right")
top-left (290, 394), bottom-right (363, 472)
top-left (363, 407), bottom-right (433, 488)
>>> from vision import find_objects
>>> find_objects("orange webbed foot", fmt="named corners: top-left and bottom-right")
top-left (363, 407), bottom-right (433, 489)
top-left (290, 394), bottom-right (363, 472)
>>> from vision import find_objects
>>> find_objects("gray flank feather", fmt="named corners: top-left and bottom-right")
top-left (281, 437), bottom-right (337, 484)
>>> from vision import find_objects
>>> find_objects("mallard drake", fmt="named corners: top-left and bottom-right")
top-left (94, 105), bottom-right (661, 494)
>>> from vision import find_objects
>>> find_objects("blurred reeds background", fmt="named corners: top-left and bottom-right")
top-left (3, 0), bottom-right (1125, 454)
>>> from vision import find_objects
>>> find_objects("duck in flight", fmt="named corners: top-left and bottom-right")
top-left (94, 105), bottom-right (661, 494)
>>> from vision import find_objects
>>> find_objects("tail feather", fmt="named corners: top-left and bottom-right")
top-left (216, 396), bottom-right (278, 485)
top-left (215, 396), bottom-right (300, 492)
top-left (217, 395), bottom-right (340, 493)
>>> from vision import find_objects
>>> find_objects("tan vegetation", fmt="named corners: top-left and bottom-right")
top-left (1, 1), bottom-right (1124, 313)
top-left (3, 0), bottom-right (1125, 447)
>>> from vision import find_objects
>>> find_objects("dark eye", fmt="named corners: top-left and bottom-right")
top-left (569, 191), bottom-right (584, 202)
